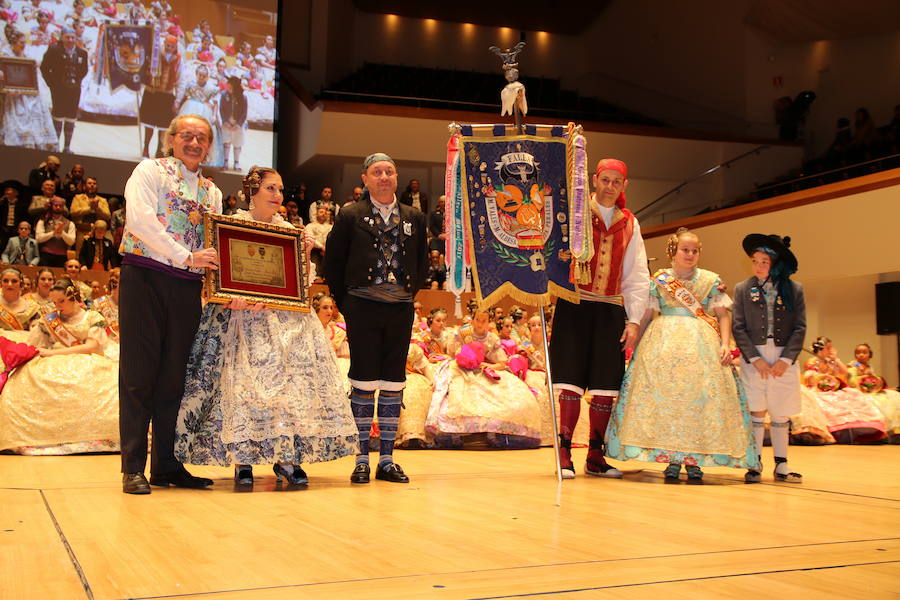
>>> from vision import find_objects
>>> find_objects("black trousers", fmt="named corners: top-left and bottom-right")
top-left (549, 298), bottom-right (627, 395)
top-left (40, 252), bottom-right (67, 268)
top-left (119, 264), bottom-right (202, 474)
top-left (342, 294), bottom-right (413, 391)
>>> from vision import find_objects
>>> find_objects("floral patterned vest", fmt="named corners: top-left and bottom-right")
top-left (120, 157), bottom-right (216, 274)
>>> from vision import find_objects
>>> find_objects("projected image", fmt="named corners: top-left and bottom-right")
top-left (0, 0), bottom-right (277, 171)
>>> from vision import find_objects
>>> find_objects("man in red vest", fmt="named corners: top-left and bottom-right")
top-left (549, 158), bottom-right (650, 479)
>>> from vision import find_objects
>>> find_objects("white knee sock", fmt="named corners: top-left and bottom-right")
top-left (770, 418), bottom-right (791, 474)
top-left (751, 416), bottom-right (766, 471)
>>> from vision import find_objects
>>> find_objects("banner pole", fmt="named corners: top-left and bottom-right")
top-left (540, 304), bottom-right (562, 482)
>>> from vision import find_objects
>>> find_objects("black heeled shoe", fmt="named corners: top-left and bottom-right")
top-left (273, 463), bottom-right (308, 486)
top-left (663, 463), bottom-right (681, 483)
top-left (685, 465), bottom-right (704, 484)
top-left (234, 465), bottom-right (253, 486)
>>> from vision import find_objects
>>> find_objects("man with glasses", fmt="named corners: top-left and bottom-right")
top-left (118, 114), bottom-right (222, 495)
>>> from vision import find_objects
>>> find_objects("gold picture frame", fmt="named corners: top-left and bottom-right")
top-left (0, 56), bottom-right (39, 94)
top-left (203, 213), bottom-right (309, 312)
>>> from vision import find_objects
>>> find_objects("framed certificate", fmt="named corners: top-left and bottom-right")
top-left (0, 57), bottom-right (39, 94)
top-left (203, 213), bottom-right (309, 312)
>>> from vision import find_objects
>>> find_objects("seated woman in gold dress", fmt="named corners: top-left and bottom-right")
top-left (25, 267), bottom-right (55, 314)
top-left (0, 268), bottom-right (41, 342)
top-left (426, 309), bottom-right (542, 449)
top-left (847, 342), bottom-right (900, 443)
top-left (0, 278), bottom-right (118, 454)
top-left (803, 337), bottom-right (887, 444)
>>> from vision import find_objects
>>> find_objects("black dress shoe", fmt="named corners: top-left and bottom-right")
top-left (123, 472), bottom-right (151, 494)
top-left (350, 462), bottom-right (370, 484)
top-left (375, 462), bottom-right (409, 483)
top-left (149, 466), bottom-right (214, 488)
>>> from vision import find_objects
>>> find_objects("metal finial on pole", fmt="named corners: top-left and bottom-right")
top-left (489, 41), bottom-right (528, 134)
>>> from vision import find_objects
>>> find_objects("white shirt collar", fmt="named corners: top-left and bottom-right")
top-left (373, 195), bottom-right (398, 222)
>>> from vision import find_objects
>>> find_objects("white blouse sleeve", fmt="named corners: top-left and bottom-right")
top-left (621, 220), bottom-right (651, 324)
top-left (708, 292), bottom-right (733, 311)
top-left (123, 160), bottom-right (191, 265)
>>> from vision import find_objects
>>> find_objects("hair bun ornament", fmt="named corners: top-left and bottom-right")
top-left (783, 236), bottom-right (791, 248)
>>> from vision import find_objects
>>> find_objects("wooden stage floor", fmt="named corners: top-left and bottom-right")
top-left (1, 445), bottom-right (898, 599)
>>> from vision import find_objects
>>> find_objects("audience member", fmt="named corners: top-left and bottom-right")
top-left (308, 186), bottom-right (338, 223)
top-left (222, 194), bottom-right (239, 216)
top-left (0, 181), bottom-right (28, 250)
top-left (285, 200), bottom-right (303, 227)
top-left (2, 222), bottom-right (39, 265)
top-left (306, 205), bottom-right (332, 281)
top-left (400, 179), bottom-right (429, 213)
top-left (78, 220), bottom-right (115, 271)
top-left (35, 196), bottom-right (75, 266)
top-left (26, 267), bottom-right (55, 313)
top-left (29, 180), bottom-right (66, 224)
top-left (428, 194), bottom-right (446, 252)
top-left (60, 163), bottom-right (86, 203)
top-left (110, 197), bottom-right (126, 253)
top-left (424, 249), bottom-right (446, 290)
top-left (70, 176), bottom-right (111, 252)
top-left (27, 155), bottom-right (61, 195)
top-left (343, 186), bottom-right (363, 207)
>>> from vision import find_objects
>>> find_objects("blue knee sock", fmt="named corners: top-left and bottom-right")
top-left (350, 387), bottom-right (375, 465)
top-left (377, 390), bottom-right (403, 466)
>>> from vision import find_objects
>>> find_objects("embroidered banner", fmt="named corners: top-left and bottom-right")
top-left (453, 127), bottom-right (583, 307)
top-left (104, 25), bottom-right (155, 92)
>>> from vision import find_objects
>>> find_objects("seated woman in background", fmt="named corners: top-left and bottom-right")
top-left (25, 268), bottom-right (55, 314)
top-left (847, 343), bottom-right (900, 443)
top-left (315, 292), bottom-right (349, 358)
top-left (0, 268), bottom-right (41, 341)
top-left (90, 268), bottom-right (120, 359)
top-left (803, 337), bottom-right (888, 444)
top-left (397, 308), bottom-right (457, 448)
top-left (175, 167), bottom-right (358, 487)
top-left (21, 276), bottom-right (33, 295)
top-left (0, 278), bottom-right (119, 455)
top-left (416, 307), bottom-right (454, 361)
top-left (396, 343), bottom-right (435, 449)
top-left (426, 309), bottom-right (542, 449)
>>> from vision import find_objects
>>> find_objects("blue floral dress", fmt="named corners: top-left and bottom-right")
top-left (605, 268), bottom-right (759, 469)
top-left (174, 211), bottom-right (358, 466)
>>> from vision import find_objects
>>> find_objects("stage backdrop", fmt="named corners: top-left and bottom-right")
top-left (0, 0), bottom-right (277, 172)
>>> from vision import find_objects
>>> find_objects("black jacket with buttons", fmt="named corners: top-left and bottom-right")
top-left (732, 277), bottom-right (806, 364)
top-left (323, 199), bottom-right (428, 307)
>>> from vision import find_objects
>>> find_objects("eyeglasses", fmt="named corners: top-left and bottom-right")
top-left (176, 131), bottom-right (210, 144)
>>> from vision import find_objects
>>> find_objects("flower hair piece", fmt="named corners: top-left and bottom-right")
top-left (666, 227), bottom-right (701, 260)
top-left (241, 166), bottom-right (277, 200)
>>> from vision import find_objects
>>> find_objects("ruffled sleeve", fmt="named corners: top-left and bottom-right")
top-left (708, 293), bottom-right (733, 311)
top-left (85, 311), bottom-right (109, 352)
top-left (27, 319), bottom-right (51, 349)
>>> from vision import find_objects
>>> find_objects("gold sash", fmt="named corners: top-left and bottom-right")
top-left (92, 296), bottom-right (119, 341)
top-left (653, 269), bottom-right (720, 335)
top-left (41, 312), bottom-right (82, 348)
top-left (0, 304), bottom-right (23, 331)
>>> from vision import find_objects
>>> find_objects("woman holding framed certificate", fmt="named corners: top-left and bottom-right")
top-left (174, 166), bottom-right (359, 487)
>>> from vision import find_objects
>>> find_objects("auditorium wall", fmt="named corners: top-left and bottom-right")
top-left (642, 179), bottom-right (900, 384)
top-left (291, 1), bottom-right (898, 152)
